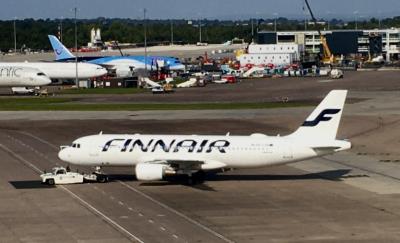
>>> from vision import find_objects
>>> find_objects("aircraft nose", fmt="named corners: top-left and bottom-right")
top-left (171, 64), bottom-right (185, 71)
top-left (40, 77), bottom-right (52, 86)
top-left (97, 67), bottom-right (108, 76)
top-left (58, 147), bottom-right (71, 162)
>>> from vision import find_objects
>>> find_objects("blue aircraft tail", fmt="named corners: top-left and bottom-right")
top-left (48, 35), bottom-right (75, 60)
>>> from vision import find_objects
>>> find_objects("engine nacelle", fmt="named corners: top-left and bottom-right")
top-left (135, 163), bottom-right (174, 181)
top-left (115, 66), bottom-right (134, 78)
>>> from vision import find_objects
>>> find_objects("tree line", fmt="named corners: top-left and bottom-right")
top-left (0, 17), bottom-right (399, 52)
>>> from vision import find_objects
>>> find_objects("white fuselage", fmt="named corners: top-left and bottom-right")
top-left (0, 66), bottom-right (51, 87)
top-left (0, 62), bottom-right (107, 79)
top-left (58, 134), bottom-right (350, 170)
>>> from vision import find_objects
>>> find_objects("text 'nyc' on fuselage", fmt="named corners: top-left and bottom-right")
top-left (59, 90), bottom-right (351, 181)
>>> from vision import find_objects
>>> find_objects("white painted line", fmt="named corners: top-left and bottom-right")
top-left (61, 186), bottom-right (144, 243)
top-left (128, 207), bottom-right (133, 211)
top-left (18, 131), bottom-right (59, 149)
top-left (119, 201), bottom-right (124, 206)
top-left (318, 79), bottom-right (334, 83)
top-left (160, 227), bottom-right (166, 231)
top-left (0, 144), bottom-right (43, 174)
top-left (172, 234), bottom-right (179, 239)
top-left (118, 181), bottom-right (234, 243)
top-left (148, 219), bottom-right (154, 224)
top-left (13, 132), bottom-right (232, 242)
top-left (0, 143), bottom-right (144, 243)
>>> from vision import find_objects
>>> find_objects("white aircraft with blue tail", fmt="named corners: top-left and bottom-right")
top-left (48, 35), bottom-right (185, 77)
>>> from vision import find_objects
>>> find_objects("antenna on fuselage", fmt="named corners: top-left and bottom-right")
top-left (99, 131), bottom-right (103, 135)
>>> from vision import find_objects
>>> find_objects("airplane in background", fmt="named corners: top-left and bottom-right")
top-left (0, 62), bottom-right (107, 80)
top-left (0, 66), bottom-right (51, 87)
top-left (48, 35), bottom-right (185, 78)
top-left (58, 90), bottom-right (351, 184)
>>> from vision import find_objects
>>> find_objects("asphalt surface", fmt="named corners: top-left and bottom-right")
top-left (1, 70), bottom-right (400, 242)
top-left (1, 113), bottom-right (400, 242)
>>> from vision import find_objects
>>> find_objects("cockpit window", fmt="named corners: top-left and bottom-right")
top-left (72, 143), bottom-right (81, 148)
top-left (37, 72), bottom-right (46, 76)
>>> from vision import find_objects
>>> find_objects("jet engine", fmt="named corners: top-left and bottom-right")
top-left (115, 66), bottom-right (135, 78)
top-left (135, 163), bottom-right (175, 181)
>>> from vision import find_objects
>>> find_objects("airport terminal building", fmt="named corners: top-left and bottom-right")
top-left (257, 29), bottom-right (400, 61)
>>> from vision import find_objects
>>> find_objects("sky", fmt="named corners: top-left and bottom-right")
top-left (2, 0), bottom-right (400, 20)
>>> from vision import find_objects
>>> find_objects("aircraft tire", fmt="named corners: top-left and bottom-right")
top-left (97, 175), bottom-right (108, 183)
top-left (47, 179), bottom-right (55, 185)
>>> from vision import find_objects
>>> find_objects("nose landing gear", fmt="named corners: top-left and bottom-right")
top-left (93, 166), bottom-right (109, 183)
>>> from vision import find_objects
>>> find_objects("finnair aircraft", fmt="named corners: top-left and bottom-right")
top-left (48, 35), bottom-right (185, 78)
top-left (58, 90), bottom-right (351, 184)
top-left (0, 66), bottom-right (51, 86)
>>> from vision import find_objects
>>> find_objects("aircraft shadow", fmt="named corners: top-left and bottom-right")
top-left (9, 169), bottom-right (355, 191)
top-left (127, 169), bottom-right (354, 191)
top-left (206, 169), bottom-right (354, 182)
top-left (9, 180), bottom-right (54, 189)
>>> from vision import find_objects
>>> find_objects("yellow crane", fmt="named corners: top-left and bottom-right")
top-left (304, 0), bottom-right (336, 65)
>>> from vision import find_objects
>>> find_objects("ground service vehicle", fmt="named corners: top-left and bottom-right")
top-left (40, 167), bottom-right (108, 185)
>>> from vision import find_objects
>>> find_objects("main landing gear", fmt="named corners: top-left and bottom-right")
top-left (186, 170), bottom-right (206, 185)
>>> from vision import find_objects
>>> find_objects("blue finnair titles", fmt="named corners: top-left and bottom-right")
top-left (48, 35), bottom-right (185, 73)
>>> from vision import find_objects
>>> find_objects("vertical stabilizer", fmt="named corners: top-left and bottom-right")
top-left (48, 35), bottom-right (75, 60)
top-left (289, 90), bottom-right (347, 141)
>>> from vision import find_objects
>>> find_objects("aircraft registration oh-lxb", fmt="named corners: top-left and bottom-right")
top-left (58, 90), bottom-right (351, 184)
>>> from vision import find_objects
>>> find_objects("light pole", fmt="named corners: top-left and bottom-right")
top-left (378, 10), bottom-right (382, 29)
top-left (326, 11), bottom-right (332, 30)
top-left (143, 8), bottom-right (147, 74)
top-left (13, 17), bottom-right (17, 53)
top-left (273, 13), bottom-right (278, 32)
top-left (60, 16), bottom-right (63, 42)
top-left (353, 10), bottom-right (359, 30)
top-left (199, 18), bottom-right (202, 43)
top-left (251, 18), bottom-right (254, 37)
top-left (170, 19), bottom-right (174, 45)
top-left (73, 7), bottom-right (79, 88)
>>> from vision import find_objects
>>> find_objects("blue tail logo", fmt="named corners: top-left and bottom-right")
top-left (55, 48), bottom-right (63, 55)
top-left (48, 35), bottom-right (75, 60)
top-left (302, 109), bottom-right (341, 127)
